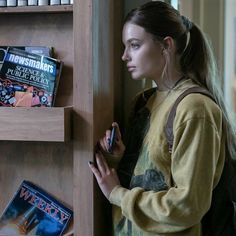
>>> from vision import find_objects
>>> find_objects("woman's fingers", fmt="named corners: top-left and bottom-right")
top-left (89, 161), bottom-right (101, 180)
top-left (99, 133), bottom-right (111, 153)
top-left (98, 136), bottom-right (107, 151)
top-left (100, 153), bottom-right (110, 173)
top-left (88, 157), bottom-right (120, 199)
top-left (97, 122), bottom-right (125, 155)
top-left (95, 152), bottom-right (109, 175)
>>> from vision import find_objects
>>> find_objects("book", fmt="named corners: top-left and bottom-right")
top-left (60, 0), bottom-right (69, 4)
top-left (0, 46), bottom-right (53, 57)
top-left (28, 0), bottom-right (37, 5)
top-left (7, 0), bottom-right (16, 6)
top-left (0, 180), bottom-right (73, 236)
top-left (25, 46), bottom-right (53, 57)
top-left (38, 0), bottom-right (48, 5)
top-left (50, 0), bottom-right (60, 5)
top-left (0, 47), bottom-right (62, 107)
top-left (17, 0), bottom-right (27, 6)
top-left (0, 46), bottom-right (53, 71)
top-left (0, 0), bottom-right (7, 6)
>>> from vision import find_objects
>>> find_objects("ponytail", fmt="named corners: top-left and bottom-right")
top-left (180, 24), bottom-right (209, 87)
top-left (181, 22), bottom-right (236, 160)
top-left (125, 1), bottom-right (236, 160)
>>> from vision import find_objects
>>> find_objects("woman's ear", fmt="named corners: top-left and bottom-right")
top-left (163, 36), bottom-right (175, 52)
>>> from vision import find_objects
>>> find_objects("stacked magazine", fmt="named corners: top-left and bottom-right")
top-left (0, 46), bottom-right (62, 107)
top-left (0, 180), bottom-right (73, 236)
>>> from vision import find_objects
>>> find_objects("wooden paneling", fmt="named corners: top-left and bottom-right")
top-left (0, 1), bottom-right (123, 235)
top-left (73, 0), bottom-right (94, 235)
top-left (73, 1), bottom-right (123, 235)
top-left (0, 141), bottom-right (73, 213)
top-left (0, 107), bottom-right (71, 141)
top-left (0, 7), bottom-right (74, 234)
top-left (0, 13), bottom-right (73, 106)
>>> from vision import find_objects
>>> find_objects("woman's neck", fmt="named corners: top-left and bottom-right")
top-left (154, 72), bottom-right (185, 91)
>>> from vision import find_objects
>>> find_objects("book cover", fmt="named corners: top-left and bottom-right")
top-left (17, 0), bottom-right (27, 6)
top-left (60, 0), bottom-right (69, 4)
top-left (38, 0), bottom-right (48, 5)
top-left (0, 47), bottom-right (62, 107)
top-left (0, 0), bottom-right (7, 6)
top-left (0, 180), bottom-right (73, 236)
top-left (28, 0), bottom-right (37, 5)
top-left (0, 46), bottom-right (53, 74)
top-left (50, 0), bottom-right (60, 5)
top-left (6, 0), bottom-right (16, 6)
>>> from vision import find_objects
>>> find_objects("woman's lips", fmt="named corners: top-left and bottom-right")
top-left (127, 66), bottom-right (136, 72)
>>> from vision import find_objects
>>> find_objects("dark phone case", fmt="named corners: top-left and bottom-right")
top-left (108, 126), bottom-right (117, 153)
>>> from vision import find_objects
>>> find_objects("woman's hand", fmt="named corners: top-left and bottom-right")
top-left (99, 122), bottom-right (125, 157)
top-left (89, 151), bottom-right (120, 199)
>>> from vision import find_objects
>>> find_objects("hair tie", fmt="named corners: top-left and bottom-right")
top-left (181, 15), bottom-right (193, 32)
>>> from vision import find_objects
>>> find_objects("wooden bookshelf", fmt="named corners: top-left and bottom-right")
top-left (0, 1), bottom-right (123, 236)
top-left (0, 107), bottom-right (72, 141)
top-left (0, 5), bottom-right (73, 13)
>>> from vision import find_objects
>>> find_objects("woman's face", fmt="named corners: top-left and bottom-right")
top-left (122, 22), bottom-right (165, 81)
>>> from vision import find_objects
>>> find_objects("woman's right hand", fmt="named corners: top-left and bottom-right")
top-left (98, 122), bottom-right (125, 158)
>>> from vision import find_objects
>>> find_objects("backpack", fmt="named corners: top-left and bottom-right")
top-left (164, 86), bottom-right (236, 236)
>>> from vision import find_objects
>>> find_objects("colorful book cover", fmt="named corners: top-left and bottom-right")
top-left (0, 47), bottom-right (62, 107)
top-left (0, 180), bottom-right (73, 236)
top-left (0, 46), bottom-right (53, 71)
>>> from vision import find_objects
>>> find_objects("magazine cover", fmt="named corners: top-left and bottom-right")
top-left (0, 47), bottom-right (62, 107)
top-left (0, 46), bottom-right (53, 71)
top-left (0, 180), bottom-right (73, 236)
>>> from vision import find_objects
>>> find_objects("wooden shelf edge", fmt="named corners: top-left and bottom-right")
top-left (0, 106), bottom-right (72, 142)
top-left (0, 4), bottom-right (73, 14)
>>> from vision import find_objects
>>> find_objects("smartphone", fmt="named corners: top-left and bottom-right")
top-left (108, 126), bottom-right (117, 153)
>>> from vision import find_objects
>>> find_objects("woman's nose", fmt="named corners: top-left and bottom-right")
top-left (122, 49), bottom-right (130, 61)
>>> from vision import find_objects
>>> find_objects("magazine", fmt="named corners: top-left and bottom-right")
top-left (0, 180), bottom-right (73, 236)
top-left (0, 46), bottom-right (53, 71)
top-left (0, 47), bottom-right (62, 107)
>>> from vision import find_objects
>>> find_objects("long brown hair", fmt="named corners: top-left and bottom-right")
top-left (125, 1), bottom-right (236, 159)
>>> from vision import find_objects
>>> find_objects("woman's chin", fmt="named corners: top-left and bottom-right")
top-left (130, 74), bottom-right (143, 80)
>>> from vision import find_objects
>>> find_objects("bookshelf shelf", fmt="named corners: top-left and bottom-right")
top-left (0, 106), bottom-right (72, 142)
top-left (0, 1), bottom-right (123, 235)
top-left (0, 5), bottom-right (73, 14)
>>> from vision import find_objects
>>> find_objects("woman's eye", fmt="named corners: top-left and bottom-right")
top-left (130, 43), bottom-right (140, 49)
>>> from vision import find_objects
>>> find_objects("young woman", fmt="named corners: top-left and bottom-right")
top-left (89, 1), bottom-right (236, 235)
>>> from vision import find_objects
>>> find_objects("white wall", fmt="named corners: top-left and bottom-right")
top-left (180, 0), bottom-right (236, 113)
top-left (224, 0), bottom-right (236, 111)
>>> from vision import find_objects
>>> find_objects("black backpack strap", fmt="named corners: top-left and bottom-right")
top-left (165, 86), bottom-right (215, 153)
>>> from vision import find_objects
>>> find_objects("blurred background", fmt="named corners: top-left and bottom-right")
top-left (122, 0), bottom-right (235, 128)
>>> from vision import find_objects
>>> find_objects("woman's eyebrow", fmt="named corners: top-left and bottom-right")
top-left (127, 38), bottom-right (141, 43)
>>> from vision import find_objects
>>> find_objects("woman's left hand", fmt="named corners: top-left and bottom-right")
top-left (89, 151), bottom-right (120, 199)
